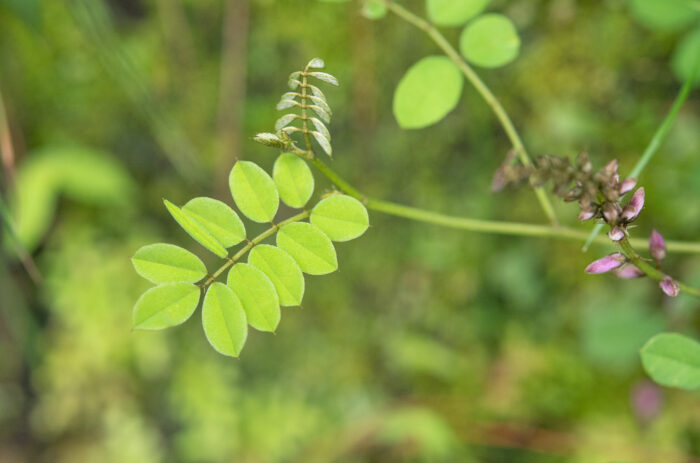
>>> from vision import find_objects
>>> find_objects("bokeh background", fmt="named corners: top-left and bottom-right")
top-left (1, 0), bottom-right (700, 461)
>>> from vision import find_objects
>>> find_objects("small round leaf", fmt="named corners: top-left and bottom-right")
top-left (132, 243), bottom-right (207, 284)
top-left (426, 0), bottom-right (490, 27)
top-left (164, 200), bottom-right (228, 258)
top-left (459, 14), bottom-right (520, 68)
top-left (182, 197), bottom-right (246, 248)
top-left (248, 244), bottom-right (305, 307)
top-left (672, 27), bottom-right (700, 86)
top-left (202, 282), bottom-right (248, 357)
top-left (629, 0), bottom-right (699, 32)
top-left (273, 154), bottom-right (315, 208)
top-left (311, 195), bottom-right (369, 242)
top-left (363, 0), bottom-right (387, 19)
top-left (641, 333), bottom-right (700, 390)
top-left (133, 282), bottom-right (200, 330)
top-left (276, 222), bottom-right (338, 275)
top-left (227, 263), bottom-right (280, 332)
top-left (229, 161), bottom-right (280, 223)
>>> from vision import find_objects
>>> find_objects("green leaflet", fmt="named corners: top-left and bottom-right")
top-left (459, 14), bottom-right (520, 68)
top-left (202, 282), bottom-right (248, 357)
top-left (393, 56), bottom-right (463, 129)
top-left (311, 194), bottom-right (369, 242)
top-left (164, 199), bottom-right (228, 258)
top-left (362, 0), bottom-right (386, 19)
top-left (273, 153), bottom-right (315, 208)
top-left (426, 0), bottom-right (490, 27)
top-left (248, 244), bottom-right (305, 307)
top-left (628, 0), bottom-right (698, 32)
top-left (641, 333), bottom-right (700, 390)
top-left (182, 197), bottom-right (246, 248)
top-left (672, 27), bottom-right (700, 86)
top-left (229, 161), bottom-right (280, 223)
top-left (132, 243), bottom-right (207, 284)
top-left (227, 263), bottom-right (280, 332)
top-left (133, 282), bottom-right (200, 330)
top-left (276, 222), bottom-right (338, 275)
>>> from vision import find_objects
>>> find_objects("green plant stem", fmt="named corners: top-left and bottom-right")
top-left (618, 237), bottom-right (700, 297)
top-left (383, 0), bottom-right (558, 226)
top-left (201, 210), bottom-right (310, 287)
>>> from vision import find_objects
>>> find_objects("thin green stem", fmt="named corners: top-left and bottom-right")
top-left (383, 0), bottom-right (558, 226)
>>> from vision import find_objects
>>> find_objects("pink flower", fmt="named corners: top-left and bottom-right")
top-left (621, 187), bottom-right (645, 222)
top-left (613, 264), bottom-right (645, 279)
top-left (649, 229), bottom-right (667, 262)
top-left (578, 209), bottom-right (595, 221)
top-left (608, 226), bottom-right (625, 241)
top-left (619, 178), bottom-right (637, 195)
top-left (659, 276), bottom-right (680, 297)
top-left (585, 253), bottom-right (625, 274)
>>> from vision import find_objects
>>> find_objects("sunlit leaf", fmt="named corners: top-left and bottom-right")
top-left (308, 72), bottom-right (339, 86)
top-left (182, 197), bottom-right (246, 248)
top-left (248, 244), bottom-right (305, 307)
top-left (363, 0), bottom-right (387, 20)
top-left (276, 222), bottom-right (338, 275)
top-left (273, 153), bottom-right (315, 208)
top-left (459, 14), bottom-right (520, 68)
top-left (426, 0), bottom-right (490, 27)
top-left (164, 200), bottom-right (228, 258)
top-left (227, 263), bottom-right (280, 332)
top-left (641, 333), bottom-right (700, 390)
top-left (672, 27), bottom-right (700, 86)
top-left (229, 161), bottom-right (280, 223)
top-left (133, 282), bottom-right (200, 330)
top-left (311, 194), bottom-right (369, 242)
top-left (202, 282), bottom-right (248, 357)
top-left (132, 243), bottom-right (207, 284)
top-left (393, 56), bottom-right (463, 129)
top-left (628, 0), bottom-right (698, 32)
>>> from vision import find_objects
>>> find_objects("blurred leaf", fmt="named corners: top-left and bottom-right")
top-left (628, 0), bottom-right (699, 32)
top-left (132, 243), bottom-right (207, 284)
top-left (393, 56), bottom-right (463, 129)
top-left (426, 0), bottom-right (490, 27)
top-left (459, 13), bottom-right (520, 68)
top-left (202, 282), bottom-right (248, 357)
top-left (276, 222), bottom-right (338, 275)
top-left (227, 263), bottom-right (280, 332)
top-left (0, 0), bottom-right (41, 30)
top-left (183, 197), bottom-right (246, 248)
top-left (672, 27), bottom-right (700, 86)
top-left (362, 0), bottom-right (387, 20)
top-left (164, 200), bottom-right (228, 258)
top-left (229, 161), bottom-right (280, 223)
top-left (273, 154), bottom-right (315, 208)
top-left (310, 194), bottom-right (369, 242)
top-left (248, 244), bottom-right (305, 307)
top-left (641, 333), bottom-right (700, 390)
top-left (133, 282), bottom-right (200, 330)
top-left (378, 407), bottom-right (458, 459)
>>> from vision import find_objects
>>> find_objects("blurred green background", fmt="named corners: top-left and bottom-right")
top-left (1, 0), bottom-right (700, 461)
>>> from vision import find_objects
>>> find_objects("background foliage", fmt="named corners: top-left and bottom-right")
top-left (1, 0), bottom-right (700, 461)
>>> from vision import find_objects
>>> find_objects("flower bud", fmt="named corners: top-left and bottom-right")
top-left (602, 203), bottom-right (621, 223)
top-left (619, 178), bottom-right (637, 195)
top-left (613, 264), bottom-right (644, 279)
top-left (578, 209), bottom-right (595, 221)
top-left (649, 229), bottom-right (667, 262)
top-left (604, 159), bottom-right (619, 176)
top-left (659, 276), bottom-right (680, 297)
top-left (253, 132), bottom-right (288, 149)
top-left (585, 253), bottom-right (625, 274)
top-left (621, 187), bottom-right (645, 222)
top-left (608, 226), bottom-right (625, 241)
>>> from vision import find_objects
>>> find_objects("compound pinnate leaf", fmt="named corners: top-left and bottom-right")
top-left (182, 197), bottom-right (246, 248)
top-left (276, 222), bottom-right (338, 275)
top-left (393, 56), bottom-right (463, 129)
top-left (273, 153), bottom-right (315, 208)
top-left (248, 245), bottom-right (305, 307)
top-left (202, 282), bottom-right (248, 357)
top-left (133, 282), bottom-right (200, 330)
top-left (459, 14), bottom-right (520, 68)
top-left (641, 333), bottom-right (700, 390)
top-left (426, 0), bottom-right (490, 27)
top-left (227, 263), bottom-right (280, 332)
top-left (311, 194), bottom-right (369, 242)
top-left (229, 161), bottom-right (280, 223)
top-left (164, 199), bottom-right (228, 258)
top-left (132, 243), bottom-right (207, 284)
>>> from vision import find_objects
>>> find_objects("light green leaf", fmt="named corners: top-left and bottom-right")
top-left (629, 0), bottom-right (698, 32)
top-left (641, 333), bottom-right (700, 390)
top-left (459, 13), bottom-right (520, 68)
top-left (227, 263), bottom-right (280, 332)
top-left (308, 72), bottom-right (339, 86)
top-left (672, 27), bottom-right (700, 86)
top-left (275, 113), bottom-right (298, 131)
top-left (202, 282), bottom-right (248, 357)
top-left (426, 0), bottom-right (490, 27)
top-left (273, 153), bottom-right (315, 208)
top-left (133, 282), bottom-right (200, 330)
top-left (312, 131), bottom-right (333, 157)
top-left (248, 245), bottom-right (305, 307)
top-left (132, 243), bottom-right (207, 284)
top-left (276, 222), bottom-right (338, 275)
top-left (363, 0), bottom-right (387, 19)
top-left (393, 56), bottom-right (463, 129)
top-left (164, 199), bottom-right (228, 258)
top-left (182, 197), bottom-right (246, 248)
top-left (311, 195), bottom-right (369, 242)
top-left (307, 57), bottom-right (325, 69)
top-left (229, 161), bottom-right (280, 223)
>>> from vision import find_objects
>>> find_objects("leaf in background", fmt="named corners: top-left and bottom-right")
top-left (311, 195), bottom-right (369, 242)
top-left (362, 0), bottom-right (387, 20)
top-left (132, 282), bottom-right (200, 330)
top-left (393, 56), bottom-right (463, 129)
top-left (276, 222), bottom-right (338, 275)
top-left (229, 161), bottom-right (280, 223)
top-left (628, 0), bottom-right (699, 32)
top-left (248, 244), bottom-right (305, 307)
top-left (202, 282), bottom-right (248, 357)
top-left (227, 263), bottom-right (280, 332)
top-left (273, 154), bottom-right (315, 208)
top-left (182, 197), bottom-right (246, 248)
top-left (459, 14), bottom-right (520, 68)
top-left (132, 243), bottom-right (207, 284)
top-left (426, 0), bottom-right (490, 27)
top-left (672, 27), bottom-right (700, 86)
top-left (641, 333), bottom-right (700, 390)
top-left (164, 200), bottom-right (228, 258)
top-left (0, 0), bottom-right (41, 30)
